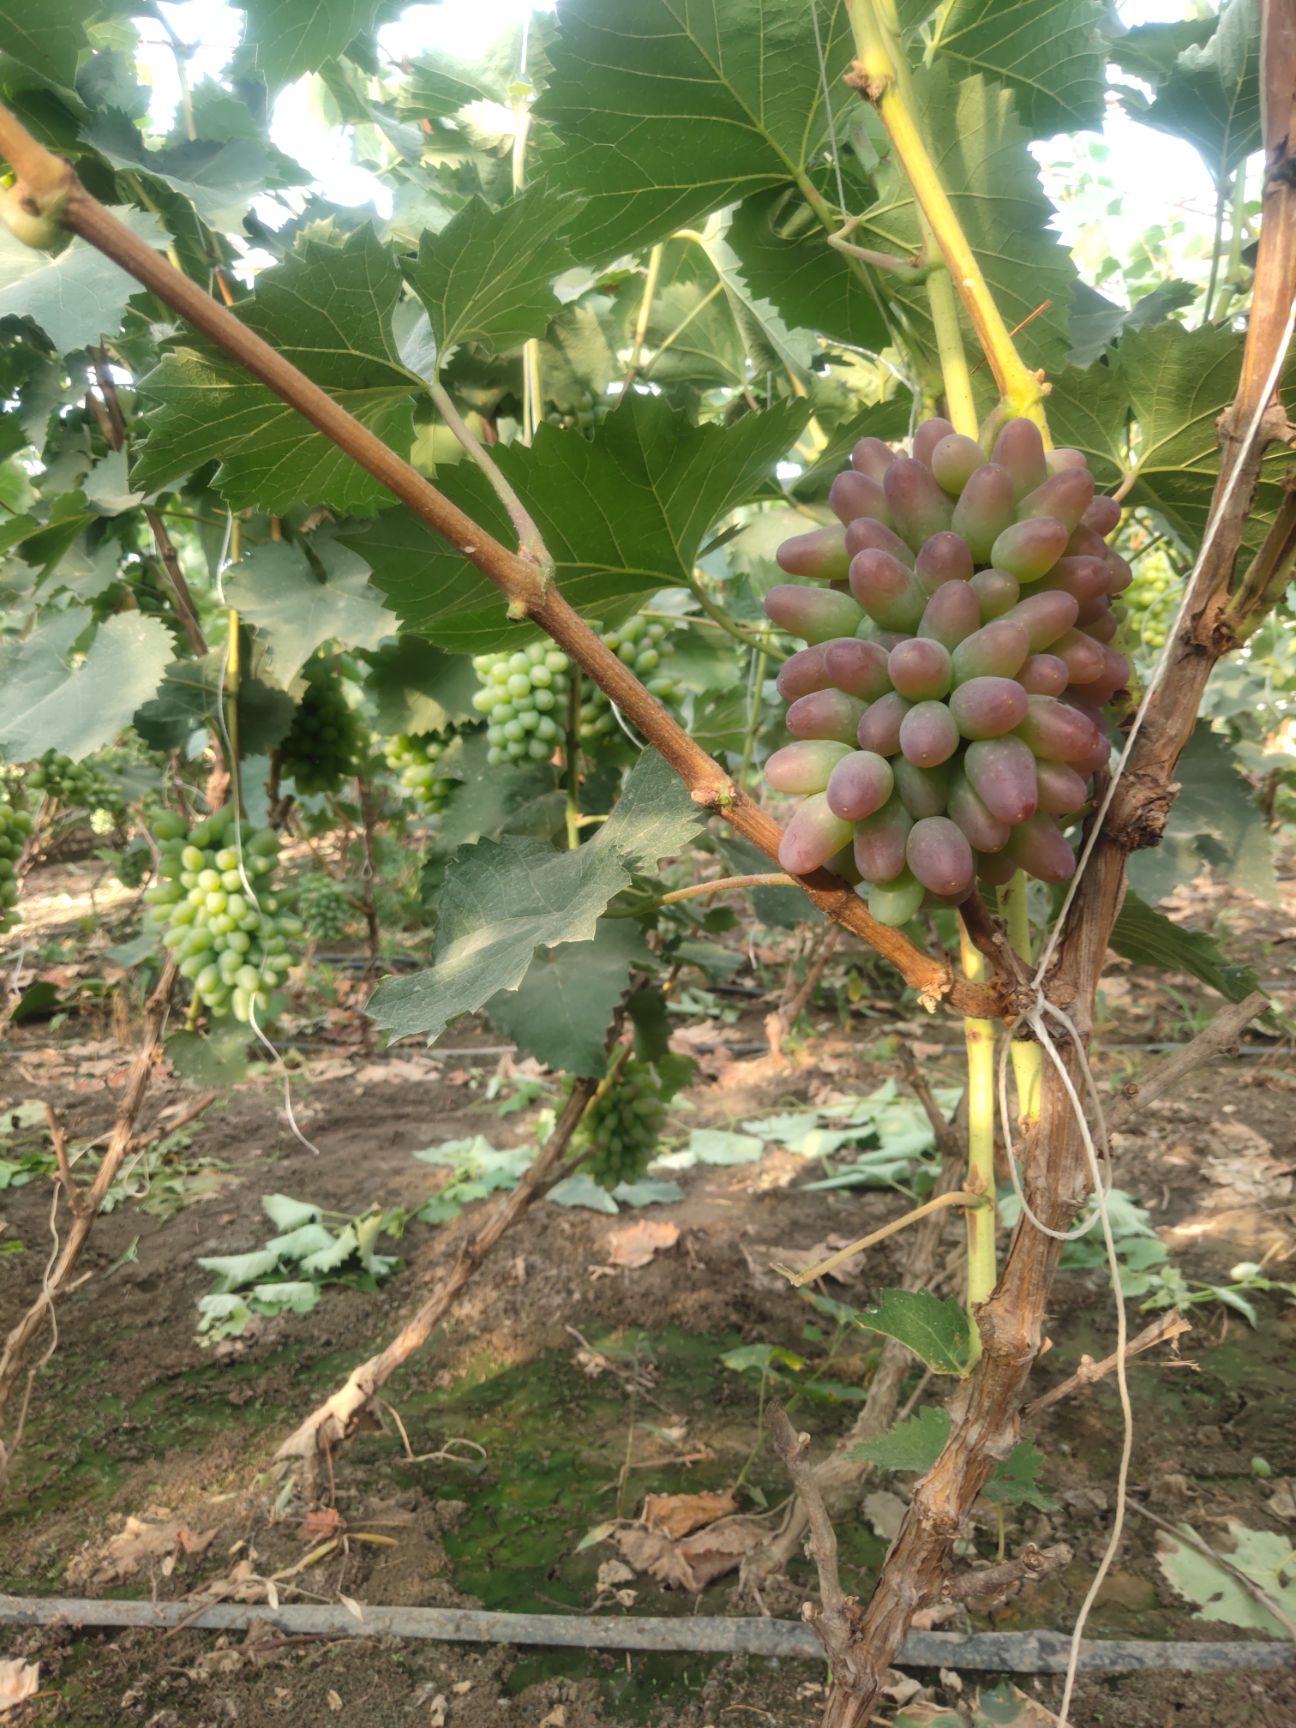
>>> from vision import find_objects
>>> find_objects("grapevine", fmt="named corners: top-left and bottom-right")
top-left (471, 617), bottom-right (682, 767)
top-left (0, 800), bottom-right (33, 932)
top-left (382, 732), bottom-right (459, 812)
top-left (295, 870), bottom-right (355, 943)
top-left (768, 418), bottom-right (1130, 926)
top-left (279, 663), bottom-right (365, 795)
top-left (143, 804), bottom-right (302, 1023)
top-left (574, 1059), bottom-right (667, 1189)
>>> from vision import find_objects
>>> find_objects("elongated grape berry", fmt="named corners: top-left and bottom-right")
top-left (778, 793), bottom-right (856, 875)
top-left (899, 700), bottom-right (959, 768)
top-left (765, 740), bottom-right (853, 795)
top-left (825, 750), bottom-right (895, 821)
top-left (907, 815), bottom-right (974, 898)
top-left (765, 584), bottom-right (864, 644)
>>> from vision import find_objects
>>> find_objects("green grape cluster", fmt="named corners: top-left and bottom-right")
top-left (471, 617), bottom-right (682, 766)
top-left (1121, 546), bottom-right (1177, 650)
top-left (382, 732), bottom-right (457, 811)
top-left (295, 871), bottom-right (354, 943)
top-left (768, 416), bottom-right (1131, 927)
top-left (143, 805), bottom-right (302, 1023)
top-left (576, 1060), bottom-right (667, 1189)
top-left (280, 665), bottom-right (364, 795)
top-left (0, 801), bottom-right (32, 931)
top-left (26, 751), bottom-right (121, 815)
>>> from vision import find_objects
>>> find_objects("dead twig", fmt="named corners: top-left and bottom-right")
top-left (1022, 1312), bottom-right (1194, 1420)
top-left (944, 1541), bottom-right (1073, 1606)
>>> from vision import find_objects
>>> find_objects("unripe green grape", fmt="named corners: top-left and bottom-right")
top-left (576, 1060), bottom-right (667, 1189)
top-left (280, 663), bottom-right (365, 794)
top-left (296, 871), bottom-right (354, 943)
top-left (867, 868), bottom-right (925, 928)
top-left (383, 732), bottom-right (459, 814)
top-left (0, 800), bottom-right (28, 932)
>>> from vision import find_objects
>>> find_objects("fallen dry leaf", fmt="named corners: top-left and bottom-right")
top-left (327, 1690), bottom-right (343, 1712)
top-left (538, 1710), bottom-right (567, 1728)
top-left (606, 1219), bottom-right (679, 1270)
top-left (642, 1489), bottom-right (737, 1540)
top-left (0, 1658), bottom-right (39, 1712)
top-left (67, 1515), bottom-right (217, 1587)
top-left (615, 1513), bottom-right (764, 1591)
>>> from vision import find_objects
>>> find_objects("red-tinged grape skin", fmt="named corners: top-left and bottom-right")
top-left (1035, 759), bottom-right (1089, 816)
top-left (899, 699), bottom-right (960, 768)
top-left (778, 793), bottom-right (857, 875)
top-left (893, 756), bottom-right (952, 819)
top-left (991, 419), bottom-right (1048, 498)
top-left (1003, 590), bottom-right (1080, 650)
top-left (951, 463), bottom-right (1016, 563)
top-left (1065, 521), bottom-right (1109, 561)
top-left (854, 796), bottom-right (912, 883)
top-left (1016, 467), bottom-right (1095, 532)
top-left (1016, 693), bottom-right (1103, 763)
top-left (1042, 554), bottom-right (1111, 607)
top-left (826, 750), bottom-right (895, 821)
top-left (888, 636), bottom-right (953, 700)
top-left (1052, 628), bottom-right (1106, 685)
top-left (970, 567), bottom-right (1020, 620)
top-left (830, 469), bottom-right (891, 527)
top-left (776, 524), bottom-right (849, 582)
top-left (849, 549), bottom-right (927, 630)
top-left (851, 436), bottom-right (893, 481)
top-left (1105, 552), bottom-right (1133, 594)
top-left (1060, 698), bottom-right (1112, 774)
top-left (867, 868), bottom-right (926, 927)
top-left (914, 530), bottom-right (974, 594)
top-left (990, 516), bottom-right (1070, 583)
top-left (825, 843), bottom-right (862, 886)
top-left (846, 516), bottom-right (915, 566)
top-left (776, 644), bottom-right (831, 701)
top-left (1071, 646), bottom-right (1128, 706)
top-left (864, 626), bottom-right (910, 653)
top-left (787, 688), bottom-right (868, 744)
top-left (931, 432), bottom-right (986, 496)
top-left (857, 690), bottom-right (912, 755)
top-left (885, 457), bottom-right (954, 550)
top-left (1084, 607), bottom-right (1118, 644)
top-left (765, 740), bottom-right (853, 795)
top-left (1046, 446), bottom-right (1087, 474)
top-left (919, 580), bottom-right (981, 649)
top-left (1084, 495), bottom-right (1122, 536)
top-left (949, 771), bottom-right (1011, 852)
top-left (906, 815), bottom-right (974, 897)
top-left (824, 637), bottom-right (892, 700)
top-left (912, 416), bottom-right (955, 467)
top-left (951, 619), bottom-right (1030, 682)
top-left (1006, 812), bottom-right (1076, 883)
top-left (764, 583), bottom-right (864, 644)
top-left (949, 675), bottom-right (1029, 740)
top-left (976, 849), bottom-right (1017, 887)
top-left (964, 737), bottom-right (1039, 825)
top-left (1019, 653), bottom-right (1069, 697)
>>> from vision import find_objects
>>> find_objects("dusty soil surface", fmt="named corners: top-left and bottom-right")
top-left (1, 858), bottom-right (1294, 1727)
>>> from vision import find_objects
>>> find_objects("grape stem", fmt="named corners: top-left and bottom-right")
top-left (426, 375), bottom-right (551, 573)
top-left (774, 1188), bottom-right (989, 1288)
top-left (845, 0), bottom-right (1049, 433)
top-left (660, 872), bottom-right (794, 904)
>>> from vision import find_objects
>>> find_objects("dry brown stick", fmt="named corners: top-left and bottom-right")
top-left (0, 105), bottom-right (998, 1024)
top-left (943, 1542), bottom-right (1072, 1606)
top-left (767, 926), bottom-right (840, 1054)
top-left (901, 1052), bottom-right (964, 1168)
top-left (354, 774), bottom-right (382, 990)
top-left (0, 957), bottom-right (178, 1481)
top-left (41, 1103), bottom-right (82, 1219)
top-left (131, 1089), bottom-right (218, 1151)
top-left (767, 1402), bottom-right (859, 1680)
top-left (1106, 990), bottom-right (1271, 1132)
top-left (1022, 1311), bottom-right (1194, 1421)
top-left (273, 1073), bottom-right (600, 1496)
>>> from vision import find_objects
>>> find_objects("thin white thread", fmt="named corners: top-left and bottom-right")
top-left (1033, 298), bottom-right (1296, 989)
top-left (809, 0), bottom-right (848, 218)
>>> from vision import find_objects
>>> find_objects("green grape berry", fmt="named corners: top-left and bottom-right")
top-left (0, 799), bottom-right (32, 933)
top-left (383, 732), bottom-right (459, 812)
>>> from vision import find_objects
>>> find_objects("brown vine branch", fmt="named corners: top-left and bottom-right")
top-left (944, 1541), bottom-right (1073, 1606)
top-left (1106, 990), bottom-right (1272, 1131)
top-left (0, 104), bottom-right (999, 1023)
top-left (0, 958), bottom-right (178, 1484)
top-left (1022, 1311), bottom-right (1193, 1422)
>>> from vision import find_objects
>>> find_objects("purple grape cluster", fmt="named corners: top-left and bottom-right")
top-left (765, 417), bottom-right (1129, 927)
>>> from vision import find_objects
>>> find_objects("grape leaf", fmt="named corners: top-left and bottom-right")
top-left (0, 611), bottom-right (172, 761)
top-left (240, 0), bottom-right (383, 90)
top-left (1120, 0), bottom-right (1260, 177)
top-left (406, 187), bottom-right (581, 357)
top-left (1158, 1520), bottom-right (1296, 1637)
top-left (981, 1437), bottom-right (1055, 1509)
top-left (1127, 723), bottom-right (1279, 907)
top-left (164, 1024), bottom-right (250, 1089)
top-left (485, 918), bottom-right (649, 1075)
top-left (0, 208), bottom-right (168, 356)
top-left (133, 651), bottom-right (296, 755)
top-left (132, 228), bottom-right (423, 515)
top-left (399, 16), bottom-right (534, 119)
top-left (920, 0), bottom-right (1107, 138)
top-left (222, 539), bottom-right (397, 688)
top-left (851, 1405), bottom-right (950, 1471)
top-left (1111, 891), bottom-right (1260, 1005)
top-left (726, 189), bottom-right (890, 354)
top-left (853, 1288), bottom-right (972, 1376)
top-left (349, 395), bottom-right (807, 652)
top-left (1067, 278), bottom-right (1198, 370)
top-left (360, 636), bottom-right (481, 735)
top-left (368, 752), bottom-right (702, 1044)
top-left (535, 0), bottom-right (855, 264)
top-left (0, 0), bottom-right (96, 91)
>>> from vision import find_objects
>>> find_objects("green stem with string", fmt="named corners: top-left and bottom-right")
top-left (999, 871), bottom-right (1043, 1127)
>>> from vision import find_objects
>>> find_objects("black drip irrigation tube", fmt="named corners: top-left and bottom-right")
top-left (0, 1596), bottom-right (1292, 1674)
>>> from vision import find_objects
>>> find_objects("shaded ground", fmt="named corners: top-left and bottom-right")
top-left (1, 857), bottom-right (1295, 1726)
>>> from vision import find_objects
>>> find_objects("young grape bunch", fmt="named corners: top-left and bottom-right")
top-left (280, 664), bottom-right (365, 794)
top-left (295, 871), bottom-right (354, 944)
top-left (26, 751), bottom-right (122, 820)
top-left (471, 616), bottom-right (682, 767)
top-left (767, 416), bottom-right (1130, 926)
top-left (575, 1060), bottom-right (667, 1189)
top-left (382, 732), bottom-right (458, 812)
top-left (0, 800), bottom-right (33, 932)
top-left (143, 804), bottom-right (302, 1023)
